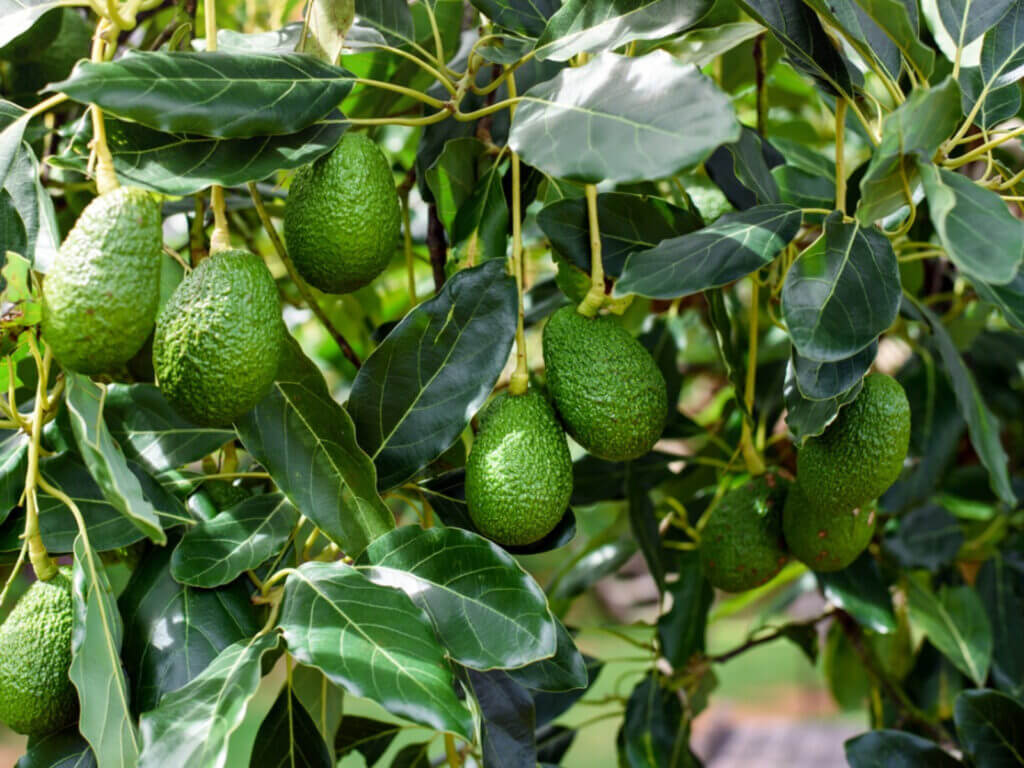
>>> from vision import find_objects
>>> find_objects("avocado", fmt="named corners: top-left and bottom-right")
top-left (700, 475), bottom-right (788, 592)
top-left (153, 249), bottom-right (285, 426)
top-left (465, 388), bottom-right (573, 546)
top-left (284, 132), bottom-right (401, 294)
top-left (797, 373), bottom-right (910, 512)
top-left (542, 306), bottom-right (667, 461)
top-left (0, 568), bottom-right (77, 735)
top-left (42, 186), bottom-right (162, 374)
top-left (782, 482), bottom-right (876, 572)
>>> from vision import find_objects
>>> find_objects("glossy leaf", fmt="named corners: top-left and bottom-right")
top-left (466, 669), bottom-right (536, 768)
top-left (704, 127), bottom-right (783, 210)
top-left (817, 553), bottom-right (896, 633)
top-left (658, 551), bottom-right (713, 667)
top-left (0, 429), bottom-right (27, 524)
top-left (954, 689), bottom-right (1024, 768)
top-left (279, 561), bottom-right (473, 738)
top-left (52, 52), bottom-right (352, 139)
top-left (505, 619), bottom-right (589, 693)
top-left (844, 730), bottom-right (962, 768)
top-left (390, 743), bottom-right (431, 768)
top-left (138, 632), bottom-right (280, 768)
top-left (451, 159), bottom-right (508, 262)
top-left (974, 267), bottom-right (1024, 331)
top-left (959, 66), bottom-right (1021, 129)
top-left (549, 538), bottom-right (638, 605)
top-left (664, 21), bottom-right (763, 67)
top-left (509, 51), bottom-right (740, 184)
top-left (236, 337), bottom-right (394, 557)
top-left (172, 493), bottom-right (298, 588)
top-left (251, 690), bottom-right (333, 768)
top-left (354, 0), bottom-right (414, 45)
top-left (906, 575), bottom-right (992, 686)
top-left (616, 204), bottom-right (801, 299)
top-left (5, 141), bottom-right (60, 269)
top-left (884, 504), bottom-right (964, 571)
top-left (348, 260), bottom-right (516, 489)
top-left (782, 213), bottom-right (899, 362)
top-left (784, 359), bottom-right (863, 442)
top-left (792, 341), bottom-right (876, 401)
top-left (291, 665), bottom-right (344, 748)
top-left (334, 716), bottom-right (401, 766)
top-left (939, 0), bottom-right (1015, 48)
top-left (854, 0), bottom-right (934, 78)
top-left (15, 726), bottom-right (96, 768)
top-left (424, 137), bottom-right (487, 233)
top-left (0, 0), bottom-right (61, 51)
top-left (357, 526), bottom-right (558, 670)
top-left (977, 556), bottom-right (1024, 699)
top-left (469, 0), bottom-right (558, 36)
top-left (617, 673), bottom-right (693, 768)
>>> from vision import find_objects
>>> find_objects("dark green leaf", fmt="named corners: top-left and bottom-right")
top-left (974, 267), bottom-right (1024, 331)
top-left (782, 212), bottom-right (899, 362)
top-left (704, 127), bottom-right (782, 210)
top-left (658, 551), bottom-right (713, 668)
top-left (291, 665), bottom-right (344, 748)
top-left (852, 0), bottom-right (934, 79)
top-left (784, 358), bottom-right (863, 441)
top-left (348, 260), bottom-right (516, 490)
top-left (627, 470), bottom-right (667, 592)
top-left (817, 553), bottom-right (896, 633)
top-left (5, 141), bottom-right (60, 268)
top-left (906, 574), bottom-right (992, 686)
top-left (959, 67), bottom-right (1021, 129)
top-left (451, 160), bottom-right (508, 262)
top-left (549, 538), bottom-right (638, 605)
top-left (537, 725), bottom-right (576, 765)
top-left (280, 561), bottom-right (473, 738)
top-left (0, 0), bottom-right (61, 51)
top-left (335, 716), bottom-right (401, 767)
top-left (469, 0), bottom-right (558, 36)
top-left (939, 0), bottom-right (1015, 48)
top-left (954, 689), bottom-right (1024, 768)
top-left (0, 102), bottom-right (27, 188)
top-left (250, 690), bottom-right (333, 768)
top-left (390, 742), bottom-right (431, 768)
top-left (616, 204), bottom-right (801, 299)
top-left (977, 557), bottom-right (1024, 699)
top-left (981, 0), bottom-right (1024, 89)
top-left (52, 52), bottom-right (353, 139)
top-left (844, 729), bottom-right (963, 768)
top-left (505, 619), bottom-right (590, 694)
top-left (662, 21), bottom-right (763, 68)
top-left (236, 337), bottom-right (394, 557)
top-left (617, 673), bottom-right (694, 768)
top-left (509, 50), bottom-right (740, 184)
top-left (354, 0), bottom-right (414, 45)
top-left (0, 189), bottom-right (26, 257)
top-left (466, 669), bottom-right (536, 768)
top-left (424, 137), bottom-right (487, 233)
top-left (883, 504), bottom-right (964, 570)
top-left (804, 0), bottom-right (900, 80)
top-left (16, 726), bottom-right (96, 768)
top-left (0, 430), bottom-right (27, 524)
top-left (792, 341), bottom-right (876, 401)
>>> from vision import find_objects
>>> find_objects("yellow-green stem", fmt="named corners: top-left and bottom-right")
top-left (353, 77), bottom-right (448, 108)
top-left (445, 734), bottom-right (462, 768)
top-left (835, 98), bottom-right (847, 214)
top-left (23, 338), bottom-right (57, 581)
top-left (508, 72), bottom-right (528, 397)
top-left (576, 184), bottom-right (605, 317)
top-left (89, 26), bottom-right (119, 194)
top-left (203, 0), bottom-right (232, 253)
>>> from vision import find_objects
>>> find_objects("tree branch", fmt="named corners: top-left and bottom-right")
top-left (427, 203), bottom-right (447, 293)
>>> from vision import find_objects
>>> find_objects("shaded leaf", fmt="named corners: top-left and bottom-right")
top-left (0, 0), bottom-right (61, 51)
top-left (704, 127), bottom-right (783, 210)
top-left (627, 471), bottom-right (667, 592)
top-left (907, 574), bottom-right (992, 686)
top-left (954, 689), bottom-right (1024, 768)
top-left (784, 358), bottom-right (863, 442)
top-left (451, 159), bottom-right (508, 262)
top-left (939, 0), bottom-right (1015, 48)
top-left (844, 729), bottom-right (963, 768)
top-left (466, 669), bottom-right (536, 768)
top-left (335, 716), bottom-right (401, 767)
top-left (354, 0), bottom-right (415, 45)
top-left (505, 619), bottom-right (590, 694)
top-left (662, 21), bottom-right (763, 68)
top-left (291, 665), bottom-right (344, 748)
top-left (658, 551), bottom-right (713, 668)
top-left (958, 66), bottom-right (1021, 130)
top-left (16, 726), bottom-right (96, 768)
top-left (617, 673), bottom-right (695, 768)
top-left (973, 267), bottom-right (1024, 331)
top-left (549, 538), bottom-right (638, 605)
top-left (853, 0), bottom-right (934, 78)
top-left (0, 429), bottom-right (27, 524)
top-left (977, 556), bottom-right (1024, 699)
top-left (818, 552), bottom-right (895, 633)
top-left (883, 504), bottom-right (964, 571)
top-left (469, 0), bottom-right (559, 37)
top-left (792, 341), bottom-right (876, 402)
top-left (250, 690), bottom-right (333, 768)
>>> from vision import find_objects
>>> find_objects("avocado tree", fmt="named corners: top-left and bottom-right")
top-left (0, 0), bottom-right (1023, 766)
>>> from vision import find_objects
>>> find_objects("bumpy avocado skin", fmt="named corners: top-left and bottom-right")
top-left (797, 373), bottom-right (910, 512)
top-left (699, 475), bottom-right (788, 592)
top-left (0, 568), bottom-right (77, 736)
top-left (465, 389), bottom-right (573, 546)
top-left (153, 249), bottom-right (285, 426)
top-left (284, 133), bottom-right (401, 294)
top-left (783, 482), bottom-right (876, 572)
top-left (542, 306), bottom-right (668, 461)
top-left (42, 187), bottom-right (162, 374)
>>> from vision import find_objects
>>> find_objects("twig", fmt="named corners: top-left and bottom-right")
top-left (708, 609), bottom-right (835, 664)
top-left (427, 204), bottom-right (447, 293)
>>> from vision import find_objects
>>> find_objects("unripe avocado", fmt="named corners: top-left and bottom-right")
top-left (42, 187), bottom-right (162, 374)
top-left (797, 373), bottom-right (910, 512)
top-left (699, 475), bottom-right (788, 592)
top-left (542, 306), bottom-right (667, 461)
top-left (284, 132), bottom-right (401, 294)
top-left (0, 568), bottom-right (77, 735)
top-left (465, 389), bottom-right (573, 546)
top-left (782, 482), bottom-right (876, 572)
top-left (153, 249), bottom-right (285, 426)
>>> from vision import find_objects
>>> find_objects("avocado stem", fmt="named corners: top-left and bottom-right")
top-left (23, 338), bottom-right (57, 582)
top-left (576, 184), bottom-right (606, 318)
top-left (508, 71), bottom-right (528, 397)
top-left (89, 23), bottom-right (120, 195)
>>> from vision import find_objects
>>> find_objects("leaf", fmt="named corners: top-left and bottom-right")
top-left (844, 730), bottom-right (963, 768)
top-left (662, 21), bottom-right (763, 68)
top-left (782, 212), bottom-right (899, 362)
top-left (534, 0), bottom-right (713, 62)
top-left (0, 0), bottom-right (61, 51)
top-left (5, 141), bottom-right (60, 269)
top-left (70, 535), bottom-right (140, 768)
top-left (977, 556), bottom-right (1024, 699)
top-left (102, 384), bottom-right (234, 475)
top-left (52, 52), bottom-right (353, 139)
top-left (251, 690), bottom-right (333, 768)
top-left (424, 137), bottom-right (488, 233)
top-left (302, 0), bottom-right (354, 64)
top-left (975, 267), bottom-right (1024, 331)
top-left (954, 689), bottom-right (1024, 768)
top-left (199, 23), bottom-right (305, 54)
top-left (537, 726), bottom-right (577, 765)
top-left (235, 337), bottom-right (394, 557)
top-left (0, 429), bottom-right (27, 524)
top-left (171, 494), bottom-right (298, 588)
top-left (549, 538), bottom-right (638, 605)
top-left (347, 260), bottom-right (517, 490)
top-left (617, 673), bottom-right (694, 768)
top-left (958, 66), bottom-right (1021, 130)
top-left (974, 0), bottom-right (1024, 110)
top-left (917, 161), bottom-right (1023, 286)
top-left (853, 0), bottom-right (935, 79)
top-left (279, 561), bottom-right (474, 738)
top-left (817, 552), bottom-right (896, 633)
top-left (65, 374), bottom-right (166, 545)
top-left (357, 526), bottom-right (558, 670)
top-left (704, 127), bottom-right (783, 210)
top-left (469, 0), bottom-right (559, 37)
top-left (50, 111), bottom-right (347, 196)
top-left (291, 665), bottom-right (344, 748)
top-left (466, 670), bottom-right (537, 768)
top-left (0, 191), bottom-right (26, 257)
top-left (883, 504), bottom-right (964, 570)
top-left (658, 551), bottom-right (713, 668)
top-left (505, 619), bottom-right (589, 694)
top-left (334, 716), bottom-right (401, 766)
top-left (450, 160), bottom-right (509, 262)
top-left (616, 204), bottom-right (801, 299)
top-left (354, 0), bottom-right (415, 45)
top-left (15, 726), bottom-right (97, 768)
top-left (626, 472), bottom-right (667, 592)
top-left (784, 359), bottom-right (863, 442)
top-left (390, 743), bottom-right (431, 768)
top-left (138, 632), bottom-right (280, 768)
top-left (939, 0), bottom-right (1015, 49)
top-left (906, 574), bottom-right (992, 686)
top-left (538, 192), bottom-right (702, 278)
top-left (0, 105), bottom-right (29, 189)
top-left (119, 543), bottom-right (260, 715)
top-left (509, 50), bottom-right (740, 184)
top-left (792, 341), bottom-right (876, 401)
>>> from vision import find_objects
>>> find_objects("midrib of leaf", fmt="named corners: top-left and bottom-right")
top-left (187, 497), bottom-right (290, 580)
top-left (918, 581), bottom-right (983, 682)
top-left (517, 97), bottom-right (684, 139)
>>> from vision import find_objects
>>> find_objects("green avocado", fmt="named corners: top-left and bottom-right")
top-left (465, 388), bottom-right (573, 546)
top-left (153, 249), bottom-right (285, 426)
top-left (782, 482), bottom-right (876, 572)
top-left (541, 306), bottom-right (667, 461)
top-left (284, 132), bottom-right (401, 294)
top-left (797, 373), bottom-right (910, 512)
top-left (699, 475), bottom-right (788, 592)
top-left (42, 186), bottom-right (162, 374)
top-left (0, 568), bottom-right (77, 736)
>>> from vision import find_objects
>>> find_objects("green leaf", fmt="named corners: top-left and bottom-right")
top-left (451, 159), bottom-right (508, 262)
top-left (549, 538), bottom-right (637, 606)
top-left (917, 161), bottom-right (1023, 286)
top-left (171, 494), bottom-right (298, 588)
top-left (939, 0), bottom-right (1015, 48)
top-left (52, 52), bottom-right (353, 139)
top-left (959, 66), bottom-right (1021, 129)
top-left (65, 374), bottom-right (166, 545)
top-left (857, 77), bottom-right (962, 225)
top-left (334, 716), bottom-right (401, 766)
top-left (236, 337), bottom-right (394, 557)
top-left (279, 561), bottom-right (474, 738)
top-left (616, 204), bottom-right (801, 299)
top-left (906, 574), bottom-right (992, 686)
top-left (792, 341), bottom-right (876, 401)
top-left (974, 268), bottom-right (1024, 331)
top-left (348, 260), bottom-right (517, 490)
top-left (469, 0), bottom-right (559, 36)
top-left (4, 141), bottom-right (60, 269)
top-left (819, 0), bottom-right (934, 80)
top-left (291, 665), bottom-right (344, 748)
top-left (627, 473), bottom-right (667, 592)
top-left (883, 504), bottom-right (964, 570)
top-left (196, 23), bottom-right (305, 54)
top-left (250, 690), bottom-right (333, 768)
top-left (661, 21), bottom-right (763, 68)
top-left (0, 0), bottom-right (61, 51)
top-left (658, 551), bottom-right (713, 668)
top-left (539, 192), bottom-right (702, 278)
top-left (50, 112), bottom-right (346, 196)
top-left (358, 526), bottom-right (558, 670)
top-left (977, 556), bottom-right (1024, 699)
top-left (844, 730), bottom-right (963, 768)
top-left (954, 689), bottom-right (1024, 767)
top-left (138, 632), bottom-right (280, 768)
top-left (0, 429), bottom-right (27, 524)
top-left (302, 0), bottom-right (354, 64)
top-left (505, 619), bottom-right (589, 693)
top-left (0, 106), bottom-right (29, 189)
top-left (15, 726), bottom-right (96, 768)
top-left (617, 673), bottom-right (694, 768)
top-left (102, 384), bottom-right (234, 475)
top-left (853, 0), bottom-right (934, 79)
top-left (424, 137), bottom-right (488, 234)
top-left (70, 535), bottom-right (140, 768)
top-left (354, 0), bottom-right (415, 45)
top-left (784, 359), bottom-right (863, 441)
top-left (817, 553), bottom-right (896, 633)
top-left (534, 0), bottom-right (713, 62)
top-left (509, 50), bottom-right (740, 184)
top-left (465, 669), bottom-right (536, 768)
top-left (390, 743), bottom-right (431, 768)
top-left (782, 213), bottom-right (899, 362)
top-left (0, 193), bottom-right (26, 258)
top-left (119, 543), bottom-right (260, 714)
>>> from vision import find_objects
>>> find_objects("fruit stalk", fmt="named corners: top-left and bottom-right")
top-left (89, 23), bottom-right (119, 195)
top-left (22, 337), bottom-right (57, 582)
top-left (204, 0), bottom-right (232, 253)
top-left (576, 185), bottom-right (605, 318)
